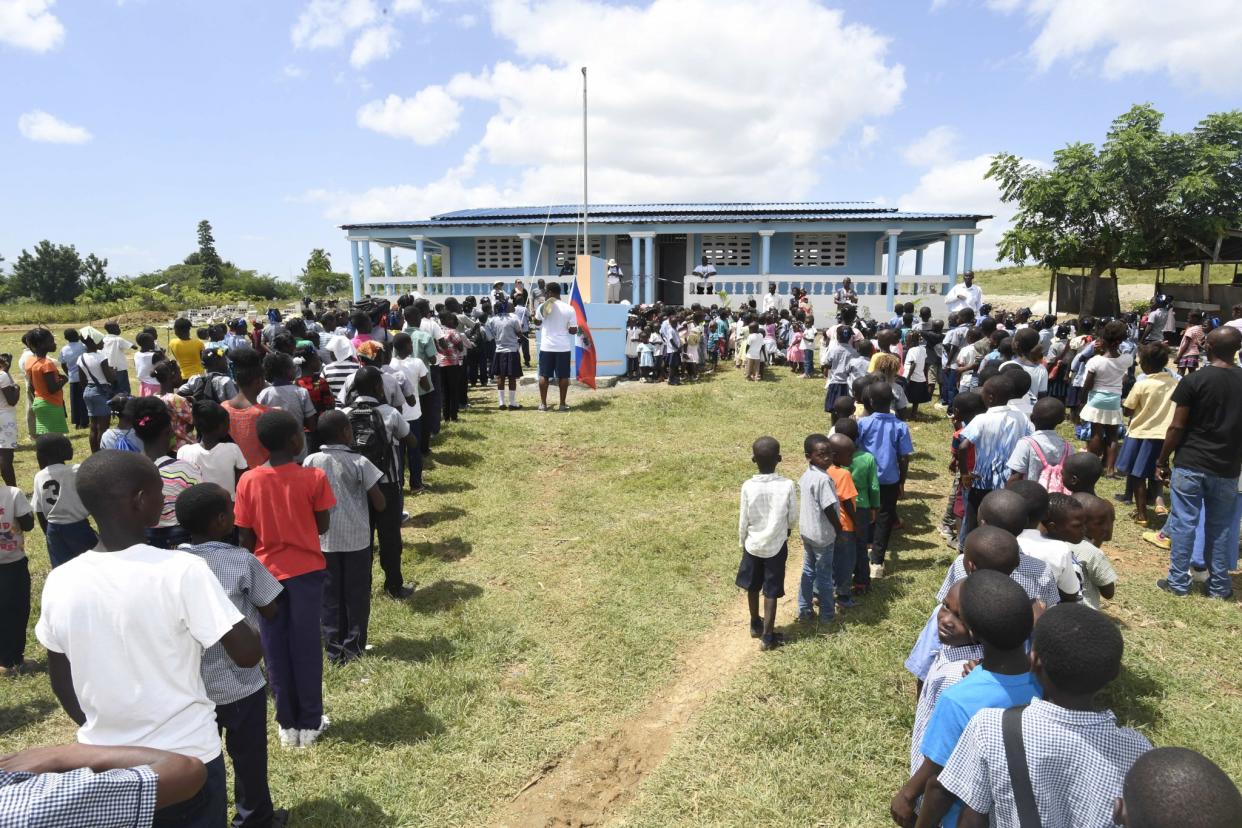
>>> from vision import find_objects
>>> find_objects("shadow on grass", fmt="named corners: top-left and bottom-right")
top-left (1102, 661), bottom-right (1165, 730)
top-left (405, 506), bottom-right (466, 528)
top-left (568, 396), bottom-right (614, 413)
top-left (409, 579), bottom-right (483, 613)
top-left (418, 480), bottom-right (475, 494)
top-left (371, 635), bottom-right (455, 663)
top-left (432, 450), bottom-right (483, 468)
top-left (411, 536), bottom-right (473, 562)
top-left (290, 793), bottom-right (397, 827)
top-left (331, 699), bottom-right (445, 745)
top-left (0, 698), bottom-right (56, 736)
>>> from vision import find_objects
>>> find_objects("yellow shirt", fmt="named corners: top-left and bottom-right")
top-left (1123, 372), bottom-right (1178, 439)
top-left (168, 337), bottom-right (204, 379)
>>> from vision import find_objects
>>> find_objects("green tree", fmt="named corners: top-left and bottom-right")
top-left (10, 240), bottom-right (84, 304)
top-left (82, 253), bottom-right (109, 290)
top-left (197, 219), bottom-right (223, 293)
top-left (300, 248), bottom-right (350, 296)
top-left (304, 248), bottom-right (332, 274)
top-left (989, 104), bottom-right (1242, 310)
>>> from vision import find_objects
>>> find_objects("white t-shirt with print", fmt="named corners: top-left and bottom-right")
top-left (536, 300), bottom-right (576, 352)
top-left (35, 544), bottom-right (243, 762)
top-left (33, 463), bottom-right (90, 524)
top-left (0, 485), bottom-right (33, 565)
top-left (176, 442), bottom-right (248, 498)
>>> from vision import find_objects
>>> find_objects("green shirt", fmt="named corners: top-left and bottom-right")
top-left (404, 327), bottom-right (438, 392)
top-left (848, 450), bottom-right (881, 510)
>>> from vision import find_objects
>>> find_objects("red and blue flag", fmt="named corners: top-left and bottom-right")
top-left (569, 278), bottom-right (596, 389)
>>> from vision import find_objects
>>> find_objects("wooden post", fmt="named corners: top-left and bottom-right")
top-left (1048, 269), bottom-right (1056, 314)
top-left (1200, 260), bottom-right (1211, 304)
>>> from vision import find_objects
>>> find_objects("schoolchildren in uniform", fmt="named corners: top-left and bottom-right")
top-left (177, 482), bottom-right (288, 827)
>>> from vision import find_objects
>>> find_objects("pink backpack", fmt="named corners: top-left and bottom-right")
top-left (1027, 436), bottom-right (1069, 494)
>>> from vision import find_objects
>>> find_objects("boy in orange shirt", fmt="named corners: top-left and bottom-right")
top-left (826, 433), bottom-right (860, 610)
top-left (234, 410), bottom-right (335, 750)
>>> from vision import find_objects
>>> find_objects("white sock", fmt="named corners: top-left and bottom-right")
top-left (507, 388), bottom-right (516, 406)
top-left (497, 390), bottom-right (505, 406)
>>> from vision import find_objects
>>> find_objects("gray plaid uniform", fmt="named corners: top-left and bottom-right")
top-left (910, 643), bottom-right (984, 775)
top-left (938, 698), bottom-right (1152, 827)
top-left (0, 765), bottom-right (157, 827)
top-left (937, 552), bottom-right (1061, 608)
top-left (303, 445), bottom-right (384, 553)
top-left (181, 541), bottom-right (283, 705)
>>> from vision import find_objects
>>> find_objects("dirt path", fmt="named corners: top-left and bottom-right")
top-left (493, 559), bottom-right (803, 827)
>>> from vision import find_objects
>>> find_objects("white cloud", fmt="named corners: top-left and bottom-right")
top-left (0, 0), bottom-right (65, 52)
top-left (320, 0), bottom-right (905, 221)
top-left (282, 63), bottom-right (305, 79)
top-left (291, 0), bottom-right (377, 48)
top-left (456, 12), bottom-right (478, 28)
top-left (859, 124), bottom-right (879, 148)
top-left (356, 86), bottom-right (462, 144)
top-left (897, 153), bottom-right (1046, 272)
top-left (349, 23), bottom-right (397, 67)
top-left (902, 125), bottom-right (958, 167)
top-left (1004, 0), bottom-right (1242, 92)
top-left (17, 110), bottom-right (91, 144)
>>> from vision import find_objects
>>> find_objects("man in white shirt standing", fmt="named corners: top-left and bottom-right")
top-left (36, 450), bottom-right (262, 827)
top-left (945, 271), bottom-right (983, 316)
top-left (761, 282), bottom-right (780, 313)
top-left (534, 282), bottom-right (578, 411)
top-left (692, 256), bottom-right (717, 296)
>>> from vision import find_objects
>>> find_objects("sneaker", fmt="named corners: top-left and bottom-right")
top-left (1207, 591), bottom-right (1235, 601)
top-left (271, 809), bottom-right (290, 828)
top-left (869, 563), bottom-right (885, 580)
top-left (558, 404), bottom-right (570, 412)
top-left (760, 632), bottom-right (785, 651)
top-left (835, 596), bottom-right (858, 609)
top-left (299, 715), bottom-right (331, 748)
top-left (1155, 578), bottom-right (1189, 597)
top-left (508, 404), bottom-right (523, 410)
top-left (538, 404), bottom-right (548, 412)
top-left (1191, 566), bottom-right (1210, 584)
top-left (385, 584), bottom-right (416, 599)
top-left (1142, 530), bottom-right (1171, 551)
top-left (749, 618), bottom-right (763, 638)
top-left (278, 728), bottom-right (299, 748)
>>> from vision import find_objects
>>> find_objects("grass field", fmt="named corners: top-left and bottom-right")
top-left (0, 324), bottom-right (1239, 827)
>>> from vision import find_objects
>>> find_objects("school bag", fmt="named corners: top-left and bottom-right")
top-left (348, 399), bottom-right (395, 481)
top-left (1026, 436), bottom-right (1069, 494)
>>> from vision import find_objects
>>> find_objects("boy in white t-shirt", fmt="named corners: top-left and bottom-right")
top-left (177, 401), bottom-right (248, 498)
top-left (1008, 479), bottom-right (1082, 602)
top-left (35, 450), bottom-right (261, 827)
top-left (0, 353), bottom-right (19, 487)
top-left (32, 434), bottom-right (98, 568)
top-left (745, 323), bottom-right (765, 381)
top-left (0, 481), bottom-right (35, 675)
top-left (391, 333), bottom-right (431, 491)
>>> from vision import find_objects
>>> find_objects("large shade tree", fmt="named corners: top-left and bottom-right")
top-left (988, 104), bottom-right (1242, 310)
top-left (10, 240), bottom-right (86, 304)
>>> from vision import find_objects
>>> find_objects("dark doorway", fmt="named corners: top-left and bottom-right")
top-left (657, 234), bottom-right (687, 304)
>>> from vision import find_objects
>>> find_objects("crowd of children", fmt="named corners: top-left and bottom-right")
top-left (734, 292), bottom-right (1242, 826)
top-left (1, 288), bottom-right (1241, 825)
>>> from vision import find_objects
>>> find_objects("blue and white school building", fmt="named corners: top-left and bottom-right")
top-left (340, 202), bottom-right (990, 376)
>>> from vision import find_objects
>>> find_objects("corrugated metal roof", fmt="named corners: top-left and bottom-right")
top-left (343, 209), bottom-right (992, 230)
top-left (433, 202), bottom-right (881, 219)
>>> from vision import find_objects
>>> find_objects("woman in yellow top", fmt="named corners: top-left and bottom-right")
top-left (168, 317), bottom-right (204, 379)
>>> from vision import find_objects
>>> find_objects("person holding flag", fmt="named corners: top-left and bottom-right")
top-left (570, 279), bottom-right (597, 391)
top-left (534, 282), bottom-right (579, 411)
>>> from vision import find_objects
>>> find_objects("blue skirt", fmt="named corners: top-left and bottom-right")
top-left (824, 382), bottom-right (851, 413)
top-left (1116, 436), bottom-right (1162, 481)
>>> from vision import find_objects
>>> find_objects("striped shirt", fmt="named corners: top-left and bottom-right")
top-left (182, 541), bottom-right (283, 704)
top-left (323, 358), bottom-right (360, 404)
top-left (738, 473), bottom-right (797, 558)
top-left (939, 699), bottom-right (1151, 827)
top-left (154, 457), bottom-right (200, 528)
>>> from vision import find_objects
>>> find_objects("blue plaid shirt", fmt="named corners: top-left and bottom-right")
top-left (0, 765), bottom-right (158, 827)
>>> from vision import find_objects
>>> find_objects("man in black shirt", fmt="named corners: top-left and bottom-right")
top-left (1156, 326), bottom-right (1242, 599)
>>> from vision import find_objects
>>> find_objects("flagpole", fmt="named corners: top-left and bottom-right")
top-left (581, 66), bottom-right (588, 258)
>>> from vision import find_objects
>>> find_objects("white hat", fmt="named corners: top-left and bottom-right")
top-left (607, 258), bottom-right (617, 266)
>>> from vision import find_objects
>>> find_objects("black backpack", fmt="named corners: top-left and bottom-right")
top-left (347, 399), bottom-right (394, 481)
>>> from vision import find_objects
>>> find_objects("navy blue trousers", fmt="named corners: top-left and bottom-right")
top-left (216, 688), bottom-right (275, 828)
top-left (260, 569), bottom-right (325, 730)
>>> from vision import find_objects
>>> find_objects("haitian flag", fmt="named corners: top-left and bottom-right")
top-left (569, 277), bottom-right (597, 389)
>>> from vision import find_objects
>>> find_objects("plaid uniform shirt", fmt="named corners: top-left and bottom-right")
top-left (938, 698), bottom-right (1152, 827)
top-left (910, 643), bottom-right (984, 775)
top-left (937, 552), bottom-right (1061, 608)
top-left (182, 541), bottom-right (283, 705)
top-left (0, 765), bottom-right (157, 827)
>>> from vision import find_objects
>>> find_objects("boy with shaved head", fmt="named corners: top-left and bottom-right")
top-left (737, 436), bottom-right (797, 651)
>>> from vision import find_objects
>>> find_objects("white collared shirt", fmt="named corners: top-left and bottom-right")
top-left (1017, 530), bottom-right (1081, 596)
top-left (737, 473), bottom-right (797, 558)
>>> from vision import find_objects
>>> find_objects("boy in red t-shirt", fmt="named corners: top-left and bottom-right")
top-left (234, 410), bottom-right (335, 749)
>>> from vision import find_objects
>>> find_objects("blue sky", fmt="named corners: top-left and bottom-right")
top-left (2, 0), bottom-right (1240, 282)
